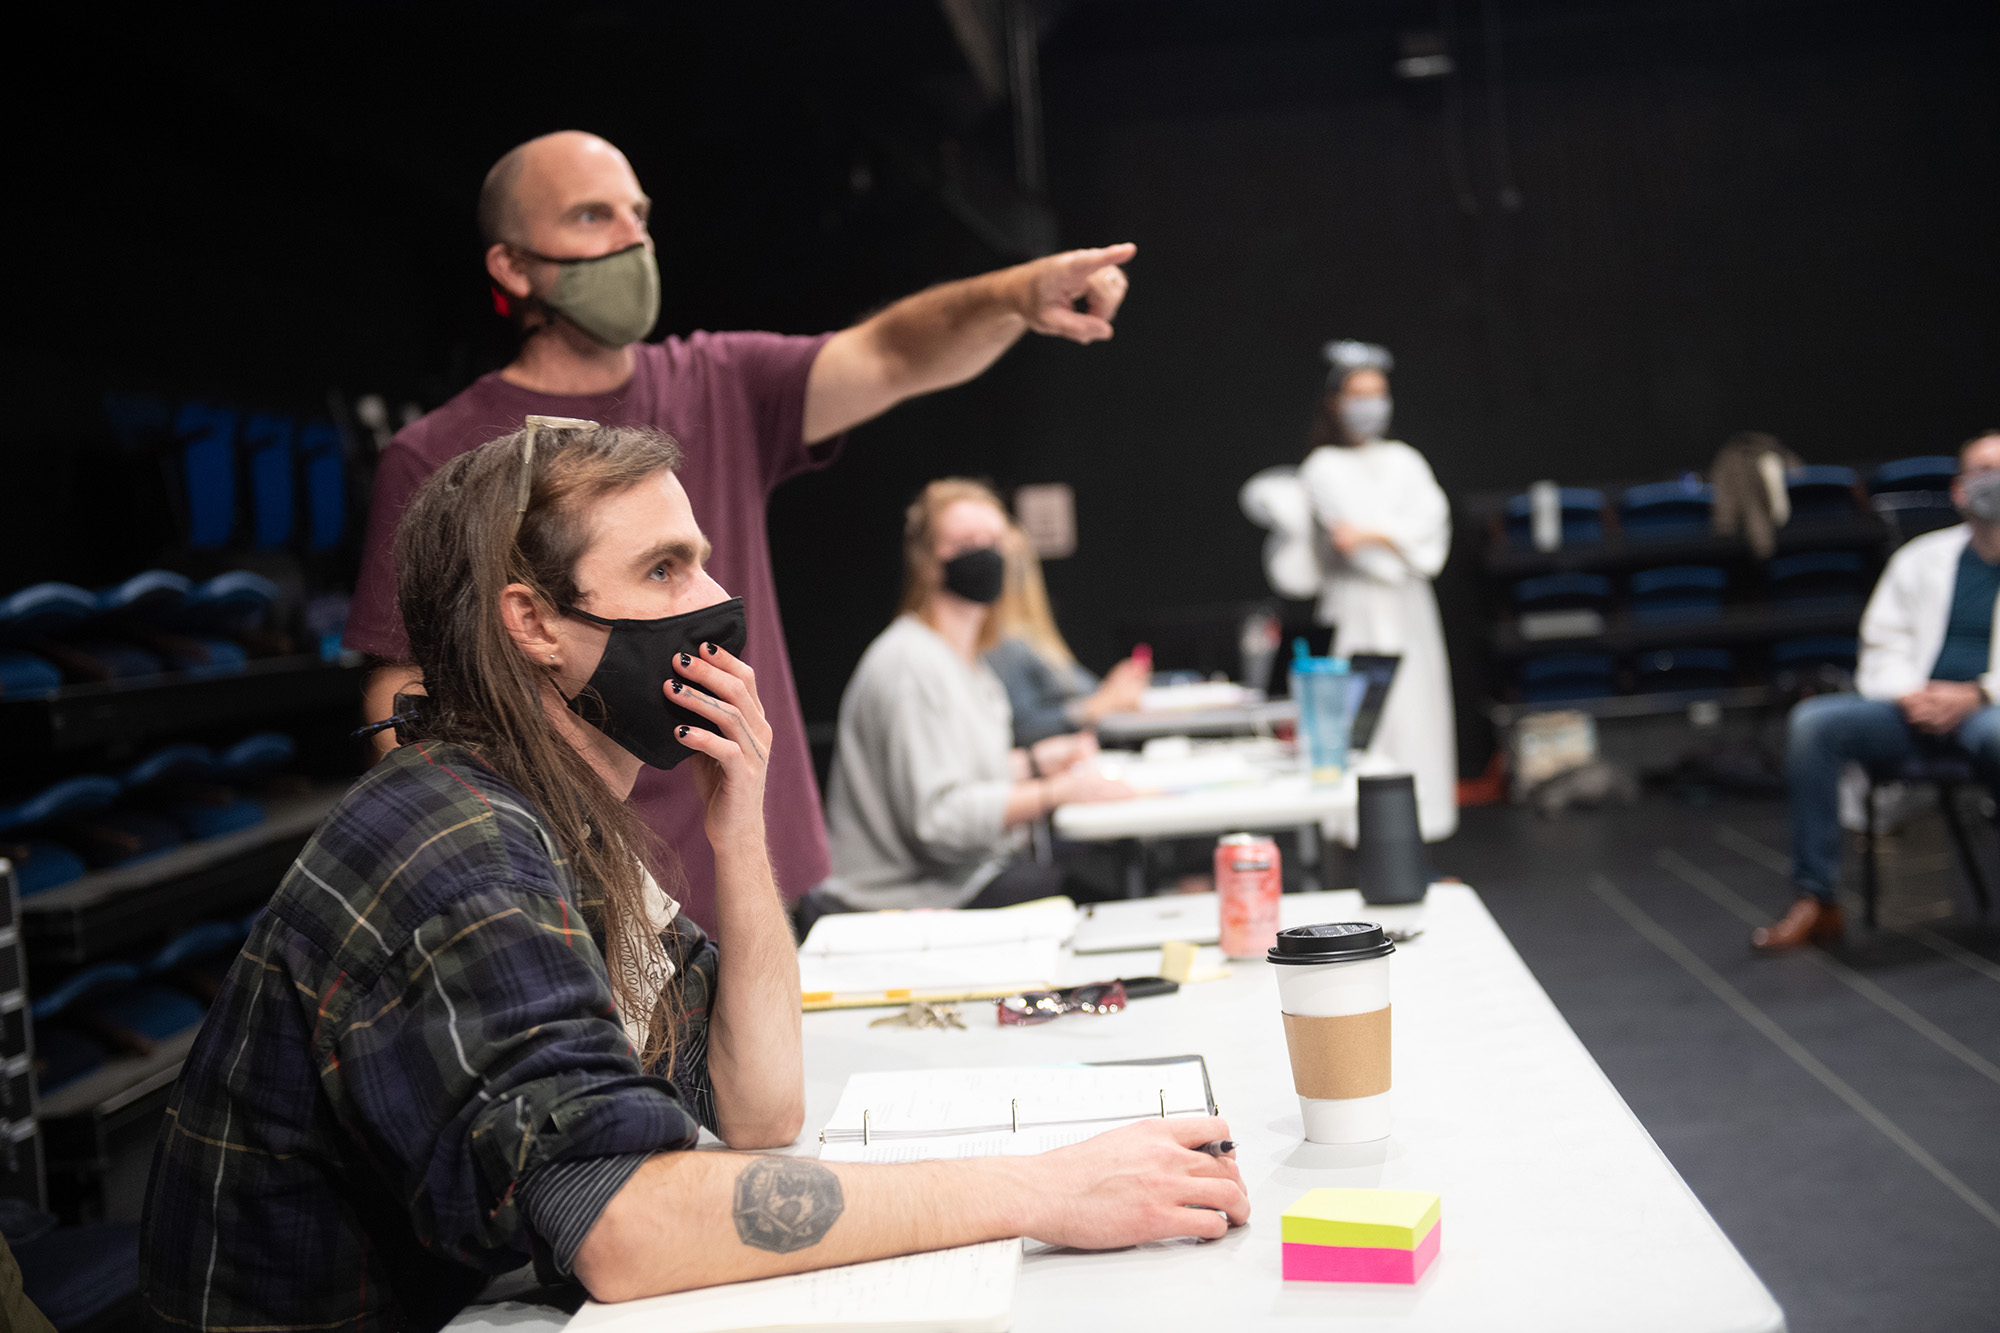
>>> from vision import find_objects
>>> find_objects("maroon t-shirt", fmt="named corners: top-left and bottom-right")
top-left (344, 332), bottom-right (840, 932)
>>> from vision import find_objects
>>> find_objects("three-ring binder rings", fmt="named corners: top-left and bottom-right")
top-left (818, 1055), bottom-right (1217, 1159)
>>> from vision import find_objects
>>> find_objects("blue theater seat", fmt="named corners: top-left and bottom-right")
top-left (0, 778), bottom-right (122, 836)
top-left (1772, 636), bottom-right (1860, 673)
top-left (1512, 573), bottom-right (1613, 612)
top-left (0, 583), bottom-right (96, 644)
top-left (0, 650), bottom-right (61, 698)
top-left (173, 571), bottom-right (280, 635)
top-left (1505, 488), bottom-right (1606, 550)
top-left (1620, 479), bottom-right (1713, 541)
top-left (214, 732), bottom-right (295, 780)
top-left (92, 570), bottom-right (191, 626)
top-left (1870, 456), bottom-right (1961, 542)
top-left (1629, 566), bottom-right (1727, 623)
top-left (1765, 550), bottom-right (1868, 613)
top-left (1785, 465), bottom-right (1861, 519)
top-left (1635, 646), bottom-right (1734, 692)
top-left (1517, 653), bottom-right (1617, 702)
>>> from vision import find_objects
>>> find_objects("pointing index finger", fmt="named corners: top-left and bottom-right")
top-left (1055, 242), bottom-right (1136, 278)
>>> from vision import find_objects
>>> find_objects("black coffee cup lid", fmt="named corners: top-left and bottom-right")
top-left (1267, 922), bottom-right (1395, 965)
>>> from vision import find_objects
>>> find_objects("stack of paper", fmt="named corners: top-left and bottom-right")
top-left (1280, 1188), bottom-right (1442, 1284)
top-left (797, 898), bottom-right (1077, 1007)
top-left (1138, 681), bottom-right (1260, 712)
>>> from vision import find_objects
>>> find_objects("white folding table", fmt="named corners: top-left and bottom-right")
top-left (451, 886), bottom-right (1784, 1333)
top-left (1096, 698), bottom-right (1299, 745)
top-left (1052, 741), bottom-right (1389, 894)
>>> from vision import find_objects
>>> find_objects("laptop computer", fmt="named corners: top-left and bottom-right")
top-left (1345, 653), bottom-right (1401, 753)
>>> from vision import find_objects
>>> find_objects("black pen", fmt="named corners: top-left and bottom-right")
top-left (1194, 1139), bottom-right (1235, 1157)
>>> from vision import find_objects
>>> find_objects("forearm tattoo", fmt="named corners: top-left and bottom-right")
top-left (732, 1157), bottom-right (845, 1252)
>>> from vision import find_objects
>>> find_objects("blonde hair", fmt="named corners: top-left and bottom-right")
top-left (900, 478), bottom-right (1008, 656)
top-left (992, 520), bottom-right (1077, 668)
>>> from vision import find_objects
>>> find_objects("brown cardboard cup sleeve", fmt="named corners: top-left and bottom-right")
top-left (1282, 1006), bottom-right (1392, 1100)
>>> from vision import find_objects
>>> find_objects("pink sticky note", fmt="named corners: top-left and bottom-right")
top-left (1282, 1221), bottom-right (1441, 1284)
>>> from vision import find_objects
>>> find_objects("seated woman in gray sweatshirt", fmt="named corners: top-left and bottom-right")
top-left (819, 480), bottom-right (1133, 917)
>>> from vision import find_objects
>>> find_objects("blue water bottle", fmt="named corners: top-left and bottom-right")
top-left (1289, 639), bottom-right (1354, 785)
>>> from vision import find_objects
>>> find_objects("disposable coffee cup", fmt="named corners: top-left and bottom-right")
top-left (1269, 923), bottom-right (1395, 1144)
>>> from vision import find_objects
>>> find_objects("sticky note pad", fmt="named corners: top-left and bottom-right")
top-left (1281, 1189), bottom-right (1441, 1284)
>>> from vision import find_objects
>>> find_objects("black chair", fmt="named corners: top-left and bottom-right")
top-left (1863, 754), bottom-right (1995, 927)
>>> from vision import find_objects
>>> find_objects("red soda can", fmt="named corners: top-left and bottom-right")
top-left (1215, 833), bottom-right (1282, 959)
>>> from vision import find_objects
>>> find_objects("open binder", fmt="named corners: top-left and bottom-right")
top-left (818, 1055), bottom-right (1217, 1161)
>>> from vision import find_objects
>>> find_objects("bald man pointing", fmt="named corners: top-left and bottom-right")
top-left (345, 131), bottom-right (1134, 933)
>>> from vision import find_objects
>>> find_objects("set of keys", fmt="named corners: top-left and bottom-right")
top-left (868, 1001), bottom-right (966, 1030)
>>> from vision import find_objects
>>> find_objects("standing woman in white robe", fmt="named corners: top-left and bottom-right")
top-left (1298, 341), bottom-right (1458, 842)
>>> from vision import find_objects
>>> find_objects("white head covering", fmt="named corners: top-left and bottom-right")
top-left (1322, 339), bottom-right (1394, 392)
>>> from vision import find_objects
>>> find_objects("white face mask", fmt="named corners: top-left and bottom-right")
top-left (1338, 395), bottom-right (1393, 443)
top-left (1961, 470), bottom-right (2000, 522)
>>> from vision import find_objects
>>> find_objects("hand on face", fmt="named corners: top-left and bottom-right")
top-left (1017, 244), bottom-right (1136, 344)
top-left (669, 642), bottom-right (773, 849)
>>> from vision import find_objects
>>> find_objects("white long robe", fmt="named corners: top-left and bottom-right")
top-left (1298, 440), bottom-right (1458, 841)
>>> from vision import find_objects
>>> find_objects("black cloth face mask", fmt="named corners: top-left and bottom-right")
top-left (559, 597), bottom-right (748, 770)
top-left (941, 547), bottom-right (1005, 604)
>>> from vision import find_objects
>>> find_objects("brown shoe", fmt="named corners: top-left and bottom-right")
top-left (1750, 895), bottom-right (1844, 954)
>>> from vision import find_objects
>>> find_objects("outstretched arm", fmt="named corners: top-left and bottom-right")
top-left (801, 244), bottom-right (1135, 443)
top-left (574, 1115), bottom-right (1246, 1302)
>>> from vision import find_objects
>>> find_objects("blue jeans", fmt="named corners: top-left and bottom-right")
top-left (1788, 693), bottom-right (2000, 901)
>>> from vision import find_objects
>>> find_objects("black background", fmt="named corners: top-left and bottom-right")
top-left (11, 0), bottom-right (1997, 773)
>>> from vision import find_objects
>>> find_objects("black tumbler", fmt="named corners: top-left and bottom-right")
top-left (1356, 774), bottom-right (1428, 904)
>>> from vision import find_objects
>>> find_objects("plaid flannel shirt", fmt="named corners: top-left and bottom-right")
top-left (140, 741), bottom-right (718, 1332)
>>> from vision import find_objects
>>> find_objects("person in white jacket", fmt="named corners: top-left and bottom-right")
top-left (1296, 341), bottom-right (1458, 842)
top-left (1757, 429), bottom-right (2000, 953)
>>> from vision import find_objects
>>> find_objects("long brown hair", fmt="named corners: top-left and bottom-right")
top-left (898, 478), bottom-right (1007, 656)
top-left (395, 422), bottom-right (686, 1072)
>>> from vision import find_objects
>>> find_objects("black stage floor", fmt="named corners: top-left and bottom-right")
top-left (1422, 791), bottom-right (2000, 1333)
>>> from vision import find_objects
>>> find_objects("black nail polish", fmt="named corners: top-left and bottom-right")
top-left (677, 725), bottom-right (689, 738)
top-left (702, 642), bottom-right (716, 655)
top-left (678, 652), bottom-right (691, 667)
top-left (669, 680), bottom-right (682, 693)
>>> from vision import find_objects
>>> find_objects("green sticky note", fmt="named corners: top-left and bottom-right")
top-left (1281, 1188), bottom-right (1441, 1250)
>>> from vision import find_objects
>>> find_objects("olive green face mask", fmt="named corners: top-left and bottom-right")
top-left (518, 241), bottom-right (660, 346)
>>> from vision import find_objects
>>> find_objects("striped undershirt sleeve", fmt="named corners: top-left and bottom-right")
top-left (518, 1152), bottom-right (653, 1276)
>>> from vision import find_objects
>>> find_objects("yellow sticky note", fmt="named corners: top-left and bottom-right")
top-left (1159, 940), bottom-right (1198, 983)
top-left (1281, 1189), bottom-right (1441, 1250)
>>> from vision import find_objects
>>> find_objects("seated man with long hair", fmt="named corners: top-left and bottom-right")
top-left (140, 425), bottom-right (1244, 1331)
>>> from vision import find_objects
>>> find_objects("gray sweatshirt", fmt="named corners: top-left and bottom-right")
top-left (824, 614), bottom-right (1023, 909)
